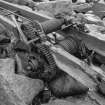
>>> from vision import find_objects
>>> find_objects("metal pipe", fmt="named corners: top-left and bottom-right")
top-left (41, 18), bottom-right (65, 34)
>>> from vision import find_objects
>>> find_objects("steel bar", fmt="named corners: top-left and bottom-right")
top-left (0, 0), bottom-right (52, 22)
top-left (0, 14), bottom-right (95, 89)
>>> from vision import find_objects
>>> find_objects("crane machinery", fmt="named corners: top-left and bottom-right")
top-left (0, 0), bottom-right (105, 105)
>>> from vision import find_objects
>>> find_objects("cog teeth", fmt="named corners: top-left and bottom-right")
top-left (37, 44), bottom-right (56, 80)
top-left (21, 21), bottom-right (38, 40)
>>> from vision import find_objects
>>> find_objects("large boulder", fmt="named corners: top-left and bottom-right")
top-left (0, 58), bottom-right (44, 105)
top-left (0, 75), bottom-right (26, 105)
top-left (48, 71), bottom-right (89, 98)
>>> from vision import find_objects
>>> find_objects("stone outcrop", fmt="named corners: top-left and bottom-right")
top-left (0, 58), bottom-right (44, 105)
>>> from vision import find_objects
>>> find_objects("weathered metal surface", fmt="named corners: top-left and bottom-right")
top-left (52, 48), bottom-right (96, 89)
top-left (1, 0), bottom-right (105, 58)
top-left (2, 1), bottom-right (100, 87)
top-left (0, 1), bottom-right (105, 104)
top-left (0, 0), bottom-right (52, 22)
top-left (0, 14), bottom-right (94, 89)
top-left (0, 1), bottom-right (100, 87)
top-left (51, 46), bottom-right (105, 105)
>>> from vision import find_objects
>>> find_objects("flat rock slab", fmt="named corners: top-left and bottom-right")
top-left (0, 75), bottom-right (26, 105)
top-left (0, 58), bottom-right (44, 105)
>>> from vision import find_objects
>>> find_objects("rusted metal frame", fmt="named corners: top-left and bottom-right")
top-left (52, 46), bottom-right (105, 105)
top-left (0, 0), bottom-right (102, 85)
top-left (1, 1), bottom-right (105, 104)
top-left (52, 46), bottom-right (105, 78)
top-left (0, 16), bottom-right (103, 104)
top-left (1, 0), bottom-right (105, 56)
top-left (0, 0), bottom-right (103, 83)
top-left (1, 0), bottom-right (105, 86)
top-left (1, 15), bottom-right (105, 104)
top-left (0, 12), bottom-right (94, 89)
